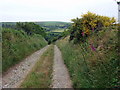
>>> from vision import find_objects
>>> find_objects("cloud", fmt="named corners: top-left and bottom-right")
top-left (0, 0), bottom-right (118, 22)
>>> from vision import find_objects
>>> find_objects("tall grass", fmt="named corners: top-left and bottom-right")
top-left (56, 26), bottom-right (119, 88)
top-left (2, 28), bottom-right (47, 72)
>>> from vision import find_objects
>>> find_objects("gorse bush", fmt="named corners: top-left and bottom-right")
top-left (70, 12), bottom-right (116, 43)
top-left (2, 28), bottom-right (47, 72)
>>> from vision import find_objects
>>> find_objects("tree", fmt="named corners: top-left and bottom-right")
top-left (16, 22), bottom-right (46, 37)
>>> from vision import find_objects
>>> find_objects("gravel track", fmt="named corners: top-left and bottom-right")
top-left (52, 45), bottom-right (73, 88)
top-left (1, 45), bottom-right (49, 88)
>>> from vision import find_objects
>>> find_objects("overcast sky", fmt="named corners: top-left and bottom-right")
top-left (0, 0), bottom-right (118, 22)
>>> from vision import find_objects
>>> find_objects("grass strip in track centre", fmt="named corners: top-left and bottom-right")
top-left (20, 45), bottom-right (54, 88)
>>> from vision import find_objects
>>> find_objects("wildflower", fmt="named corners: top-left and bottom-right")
top-left (82, 32), bottom-right (85, 36)
top-left (92, 28), bottom-right (94, 32)
top-left (90, 44), bottom-right (96, 51)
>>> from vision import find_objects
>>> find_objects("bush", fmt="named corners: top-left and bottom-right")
top-left (70, 12), bottom-right (116, 43)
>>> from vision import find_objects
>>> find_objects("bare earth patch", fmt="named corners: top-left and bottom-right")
top-left (1, 45), bottom-right (49, 88)
top-left (52, 45), bottom-right (73, 88)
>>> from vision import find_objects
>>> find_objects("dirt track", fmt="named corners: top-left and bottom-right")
top-left (52, 45), bottom-right (72, 88)
top-left (1, 45), bottom-right (49, 88)
top-left (1, 45), bottom-right (73, 88)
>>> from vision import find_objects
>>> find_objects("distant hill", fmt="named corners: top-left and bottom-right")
top-left (2, 22), bottom-right (16, 26)
top-left (35, 21), bottom-right (71, 32)
top-left (2, 21), bottom-right (71, 31)
top-left (2, 21), bottom-right (71, 44)
top-left (35, 21), bottom-right (70, 26)
top-left (2, 22), bottom-right (16, 29)
top-left (2, 21), bottom-right (71, 26)
top-left (34, 21), bottom-right (71, 44)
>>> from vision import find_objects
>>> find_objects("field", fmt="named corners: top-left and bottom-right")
top-left (35, 21), bottom-right (70, 26)
top-left (35, 21), bottom-right (71, 32)
top-left (51, 29), bottom-right (69, 33)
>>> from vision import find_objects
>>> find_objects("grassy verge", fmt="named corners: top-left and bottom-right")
top-left (2, 28), bottom-right (47, 72)
top-left (56, 26), bottom-right (119, 88)
top-left (20, 45), bottom-right (54, 88)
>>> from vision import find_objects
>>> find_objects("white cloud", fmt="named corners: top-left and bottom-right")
top-left (0, 0), bottom-right (118, 22)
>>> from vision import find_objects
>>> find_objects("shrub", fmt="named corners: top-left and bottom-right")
top-left (70, 12), bottom-right (116, 43)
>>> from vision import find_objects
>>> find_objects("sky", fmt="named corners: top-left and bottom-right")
top-left (0, 0), bottom-right (118, 22)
